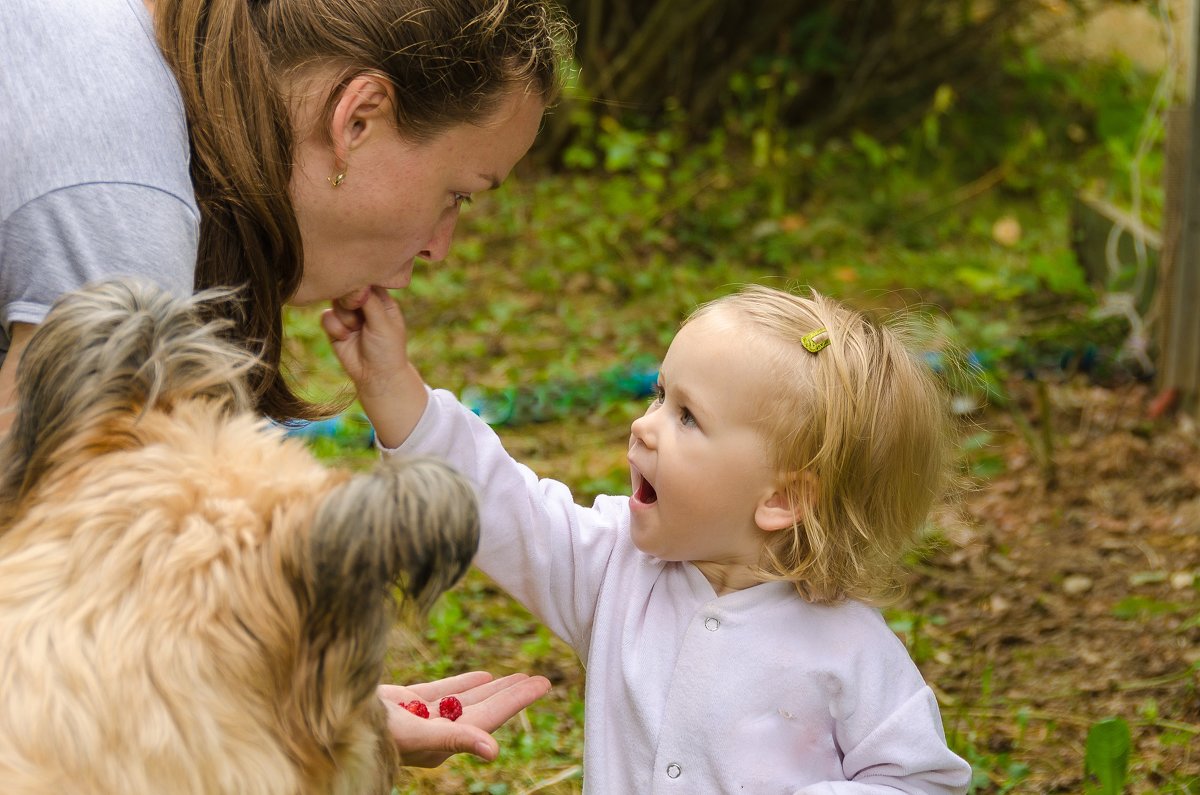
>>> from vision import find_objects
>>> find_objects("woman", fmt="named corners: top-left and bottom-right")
top-left (0, 0), bottom-right (572, 768)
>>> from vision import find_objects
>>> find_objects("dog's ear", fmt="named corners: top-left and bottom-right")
top-left (286, 455), bottom-right (480, 755)
top-left (304, 455), bottom-right (480, 622)
top-left (0, 280), bottom-right (256, 520)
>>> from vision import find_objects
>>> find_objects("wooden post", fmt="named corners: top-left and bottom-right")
top-left (1160, 0), bottom-right (1200, 414)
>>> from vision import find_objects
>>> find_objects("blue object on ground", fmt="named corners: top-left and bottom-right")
top-left (279, 414), bottom-right (375, 447)
top-left (462, 359), bottom-right (660, 427)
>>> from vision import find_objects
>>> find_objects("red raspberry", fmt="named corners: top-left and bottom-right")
top-left (402, 700), bottom-right (429, 719)
top-left (438, 696), bottom-right (463, 721)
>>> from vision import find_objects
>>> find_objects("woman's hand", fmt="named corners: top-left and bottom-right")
top-left (379, 671), bottom-right (553, 768)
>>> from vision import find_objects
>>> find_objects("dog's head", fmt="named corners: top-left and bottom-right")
top-left (0, 281), bottom-right (479, 794)
top-left (0, 279), bottom-right (257, 521)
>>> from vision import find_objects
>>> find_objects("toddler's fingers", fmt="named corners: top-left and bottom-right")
top-left (320, 308), bottom-right (353, 342)
top-left (359, 286), bottom-right (405, 332)
top-left (328, 299), bottom-right (366, 334)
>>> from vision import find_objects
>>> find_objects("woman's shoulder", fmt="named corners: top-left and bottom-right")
top-left (1, 0), bottom-right (193, 208)
top-left (2, 0), bottom-right (171, 105)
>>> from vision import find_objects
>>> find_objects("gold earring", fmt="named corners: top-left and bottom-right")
top-left (328, 170), bottom-right (346, 188)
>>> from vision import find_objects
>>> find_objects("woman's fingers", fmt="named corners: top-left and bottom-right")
top-left (379, 672), bottom-right (552, 737)
top-left (377, 672), bottom-right (552, 768)
top-left (459, 674), bottom-right (552, 732)
top-left (398, 671), bottom-right (496, 702)
top-left (381, 697), bottom-right (498, 768)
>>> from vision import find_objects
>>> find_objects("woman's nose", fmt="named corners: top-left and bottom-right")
top-left (419, 213), bottom-right (459, 262)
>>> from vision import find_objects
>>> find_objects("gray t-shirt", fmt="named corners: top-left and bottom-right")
top-left (0, 0), bottom-right (199, 362)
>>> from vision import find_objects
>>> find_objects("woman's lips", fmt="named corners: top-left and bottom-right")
top-left (336, 286), bottom-right (372, 311)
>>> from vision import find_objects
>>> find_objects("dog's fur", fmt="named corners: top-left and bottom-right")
top-left (0, 281), bottom-right (480, 794)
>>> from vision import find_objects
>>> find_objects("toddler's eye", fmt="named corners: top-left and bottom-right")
top-left (649, 383), bottom-right (665, 406)
top-left (679, 407), bottom-right (697, 428)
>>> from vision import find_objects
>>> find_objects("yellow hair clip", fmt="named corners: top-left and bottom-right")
top-left (801, 328), bottom-right (830, 354)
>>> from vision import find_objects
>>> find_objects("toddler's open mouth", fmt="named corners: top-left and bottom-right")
top-left (634, 474), bottom-right (658, 504)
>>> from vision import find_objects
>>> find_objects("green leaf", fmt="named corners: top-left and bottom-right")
top-left (1084, 718), bottom-right (1130, 794)
top-left (1111, 596), bottom-right (1179, 619)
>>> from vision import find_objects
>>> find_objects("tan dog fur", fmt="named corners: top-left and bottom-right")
top-left (0, 281), bottom-right (480, 794)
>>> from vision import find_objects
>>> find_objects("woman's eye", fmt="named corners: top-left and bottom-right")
top-left (453, 193), bottom-right (473, 208)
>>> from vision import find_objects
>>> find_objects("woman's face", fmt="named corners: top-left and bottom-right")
top-left (288, 84), bottom-right (545, 307)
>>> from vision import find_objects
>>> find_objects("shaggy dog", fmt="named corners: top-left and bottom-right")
top-left (0, 280), bottom-right (480, 794)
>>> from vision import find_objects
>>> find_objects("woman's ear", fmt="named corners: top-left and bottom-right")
top-left (328, 74), bottom-right (395, 164)
top-left (754, 471), bottom-right (816, 532)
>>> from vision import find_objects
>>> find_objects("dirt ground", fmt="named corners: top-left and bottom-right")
top-left (907, 375), bottom-right (1200, 791)
top-left (925, 7), bottom-right (1200, 787)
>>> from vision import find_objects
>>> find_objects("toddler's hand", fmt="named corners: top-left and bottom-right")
top-left (321, 285), bottom-right (429, 449)
top-left (321, 286), bottom-right (409, 399)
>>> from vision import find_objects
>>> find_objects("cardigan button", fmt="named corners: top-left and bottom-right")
top-left (666, 763), bottom-right (682, 779)
top-left (704, 617), bottom-right (720, 631)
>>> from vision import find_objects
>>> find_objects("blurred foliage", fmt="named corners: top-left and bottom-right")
top-left (1085, 717), bottom-right (1132, 794)
top-left (289, 19), bottom-right (1179, 791)
top-left (541, 0), bottom-right (1088, 159)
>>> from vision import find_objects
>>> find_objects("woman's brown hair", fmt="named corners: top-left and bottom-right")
top-left (153, 0), bottom-right (572, 422)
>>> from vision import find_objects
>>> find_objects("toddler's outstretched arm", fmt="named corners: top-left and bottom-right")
top-left (321, 286), bottom-right (427, 448)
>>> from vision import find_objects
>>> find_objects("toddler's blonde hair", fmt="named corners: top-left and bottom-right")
top-left (685, 284), bottom-right (953, 605)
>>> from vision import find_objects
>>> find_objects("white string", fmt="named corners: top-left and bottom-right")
top-left (1095, 0), bottom-right (1178, 372)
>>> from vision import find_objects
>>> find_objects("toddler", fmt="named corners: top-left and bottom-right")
top-left (324, 284), bottom-right (972, 793)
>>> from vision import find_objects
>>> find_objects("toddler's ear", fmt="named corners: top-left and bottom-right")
top-left (754, 471), bottom-right (816, 532)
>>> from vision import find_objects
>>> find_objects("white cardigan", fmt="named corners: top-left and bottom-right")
top-left (392, 388), bottom-right (972, 794)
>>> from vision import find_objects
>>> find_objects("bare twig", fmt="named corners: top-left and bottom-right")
top-left (518, 765), bottom-right (584, 795)
top-left (957, 706), bottom-right (1200, 735)
top-left (1036, 380), bottom-right (1057, 488)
